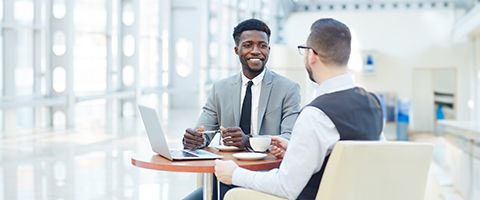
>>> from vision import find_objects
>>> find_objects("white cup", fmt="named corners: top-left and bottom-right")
top-left (249, 136), bottom-right (271, 152)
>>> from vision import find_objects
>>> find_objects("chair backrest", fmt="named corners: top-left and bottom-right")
top-left (316, 141), bottom-right (433, 200)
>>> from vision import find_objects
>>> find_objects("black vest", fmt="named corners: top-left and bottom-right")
top-left (296, 87), bottom-right (383, 199)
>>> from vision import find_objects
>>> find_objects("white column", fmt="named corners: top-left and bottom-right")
top-left (168, 0), bottom-right (208, 109)
top-left (198, 0), bottom-right (209, 103)
top-left (46, 0), bottom-right (75, 128)
top-left (2, 0), bottom-right (17, 134)
top-left (118, 0), bottom-right (139, 118)
top-left (474, 36), bottom-right (480, 123)
top-left (33, 0), bottom-right (43, 128)
top-left (106, 0), bottom-right (118, 132)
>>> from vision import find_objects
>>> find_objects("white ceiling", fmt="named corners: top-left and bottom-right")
top-left (290, 0), bottom-right (476, 10)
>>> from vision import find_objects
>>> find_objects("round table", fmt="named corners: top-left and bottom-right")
top-left (131, 147), bottom-right (282, 200)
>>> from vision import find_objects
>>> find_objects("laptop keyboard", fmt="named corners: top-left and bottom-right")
top-left (170, 150), bottom-right (198, 158)
top-left (181, 150), bottom-right (198, 157)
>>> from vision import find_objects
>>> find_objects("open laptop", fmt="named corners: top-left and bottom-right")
top-left (138, 105), bottom-right (223, 160)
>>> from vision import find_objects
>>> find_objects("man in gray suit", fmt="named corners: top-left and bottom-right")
top-left (183, 18), bottom-right (300, 150)
top-left (183, 18), bottom-right (300, 199)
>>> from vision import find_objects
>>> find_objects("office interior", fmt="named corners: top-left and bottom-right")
top-left (1, 0), bottom-right (480, 199)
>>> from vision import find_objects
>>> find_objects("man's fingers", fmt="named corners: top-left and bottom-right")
top-left (273, 153), bottom-right (283, 158)
top-left (184, 133), bottom-right (203, 142)
top-left (183, 141), bottom-right (197, 149)
top-left (225, 127), bottom-right (242, 132)
top-left (184, 131), bottom-right (204, 146)
top-left (223, 130), bottom-right (243, 138)
top-left (222, 139), bottom-right (242, 147)
top-left (271, 137), bottom-right (285, 145)
top-left (196, 125), bottom-right (205, 133)
top-left (270, 146), bottom-right (281, 154)
top-left (223, 136), bottom-right (242, 144)
top-left (185, 137), bottom-right (203, 144)
top-left (271, 137), bottom-right (288, 149)
top-left (184, 129), bottom-right (204, 143)
top-left (271, 146), bottom-right (285, 158)
top-left (270, 146), bottom-right (280, 153)
top-left (186, 128), bottom-right (203, 137)
top-left (184, 139), bottom-right (202, 147)
top-left (184, 144), bottom-right (195, 149)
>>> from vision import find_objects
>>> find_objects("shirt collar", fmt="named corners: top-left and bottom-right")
top-left (241, 68), bottom-right (266, 86)
top-left (315, 73), bottom-right (356, 97)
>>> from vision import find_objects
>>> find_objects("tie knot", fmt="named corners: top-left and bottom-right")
top-left (247, 81), bottom-right (253, 88)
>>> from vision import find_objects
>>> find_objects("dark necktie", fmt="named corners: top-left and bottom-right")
top-left (240, 81), bottom-right (253, 135)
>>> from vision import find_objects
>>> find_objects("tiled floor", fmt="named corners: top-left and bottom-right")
top-left (0, 109), bottom-right (465, 200)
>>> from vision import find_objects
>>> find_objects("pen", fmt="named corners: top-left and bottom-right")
top-left (202, 130), bottom-right (220, 134)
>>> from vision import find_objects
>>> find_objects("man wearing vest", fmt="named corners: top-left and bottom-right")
top-left (215, 18), bottom-right (384, 199)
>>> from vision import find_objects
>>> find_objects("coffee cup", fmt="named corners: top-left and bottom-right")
top-left (249, 136), bottom-right (271, 152)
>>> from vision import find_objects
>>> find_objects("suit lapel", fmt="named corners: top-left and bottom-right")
top-left (232, 74), bottom-right (242, 126)
top-left (257, 69), bottom-right (273, 132)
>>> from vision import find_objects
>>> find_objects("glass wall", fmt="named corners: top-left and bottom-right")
top-left (0, 0), bottom-right (274, 135)
top-left (206, 0), bottom-right (272, 84)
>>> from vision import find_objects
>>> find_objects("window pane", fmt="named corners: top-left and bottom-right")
top-left (73, 1), bottom-right (106, 94)
top-left (74, 0), bottom-right (106, 32)
top-left (17, 107), bottom-right (33, 128)
top-left (52, 0), bottom-right (66, 19)
top-left (0, 34), bottom-right (3, 95)
top-left (75, 100), bottom-right (106, 129)
top-left (15, 0), bottom-right (34, 24)
top-left (15, 29), bottom-right (34, 129)
top-left (16, 30), bottom-right (34, 95)
top-left (0, 0), bottom-right (3, 21)
top-left (74, 33), bottom-right (107, 94)
top-left (139, 37), bottom-right (159, 87)
top-left (139, 0), bottom-right (159, 88)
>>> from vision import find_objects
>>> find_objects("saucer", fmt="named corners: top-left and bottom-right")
top-left (232, 152), bottom-right (267, 160)
top-left (215, 145), bottom-right (241, 152)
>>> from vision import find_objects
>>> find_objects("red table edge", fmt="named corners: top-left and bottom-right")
top-left (131, 156), bottom-right (282, 173)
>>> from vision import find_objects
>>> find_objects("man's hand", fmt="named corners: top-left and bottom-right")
top-left (183, 126), bottom-right (205, 149)
top-left (214, 160), bottom-right (238, 185)
top-left (220, 127), bottom-right (249, 148)
top-left (270, 136), bottom-right (288, 158)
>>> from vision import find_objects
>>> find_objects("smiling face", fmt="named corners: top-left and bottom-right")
top-left (234, 30), bottom-right (270, 79)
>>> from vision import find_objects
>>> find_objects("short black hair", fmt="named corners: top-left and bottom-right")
top-left (232, 18), bottom-right (271, 46)
top-left (307, 18), bottom-right (351, 66)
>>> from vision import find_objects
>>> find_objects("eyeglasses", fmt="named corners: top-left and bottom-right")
top-left (297, 45), bottom-right (318, 55)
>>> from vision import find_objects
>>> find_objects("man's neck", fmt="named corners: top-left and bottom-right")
top-left (242, 68), bottom-right (265, 80)
top-left (315, 65), bottom-right (348, 84)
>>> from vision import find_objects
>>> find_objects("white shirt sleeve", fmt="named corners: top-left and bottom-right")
top-left (379, 132), bottom-right (387, 141)
top-left (232, 106), bottom-right (340, 199)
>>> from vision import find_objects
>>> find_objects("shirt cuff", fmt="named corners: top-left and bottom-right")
top-left (232, 167), bottom-right (252, 187)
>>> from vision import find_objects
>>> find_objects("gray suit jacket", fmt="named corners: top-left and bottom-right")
top-left (196, 68), bottom-right (301, 145)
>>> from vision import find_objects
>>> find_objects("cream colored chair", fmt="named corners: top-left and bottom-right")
top-left (224, 141), bottom-right (433, 200)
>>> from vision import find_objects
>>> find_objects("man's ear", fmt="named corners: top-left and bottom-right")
top-left (234, 46), bottom-right (239, 55)
top-left (307, 50), bottom-right (317, 66)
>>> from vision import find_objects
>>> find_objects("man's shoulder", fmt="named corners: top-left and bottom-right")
top-left (268, 69), bottom-right (298, 87)
top-left (211, 73), bottom-right (239, 88)
top-left (213, 74), bottom-right (240, 85)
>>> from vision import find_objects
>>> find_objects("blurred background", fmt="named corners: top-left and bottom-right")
top-left (0, 0), bottom-right (480, 199)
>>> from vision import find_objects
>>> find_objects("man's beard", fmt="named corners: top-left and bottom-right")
top-left (305, 64), bottom-right (315, 83)
top-left (246, 64), bottom-right (265, 73)
top-left (241, 59), bottom-right (266, 74)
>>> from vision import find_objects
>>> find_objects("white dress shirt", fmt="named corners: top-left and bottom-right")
top-left (240, 69), bottom-right (265, 135)
top-left (232, 73), bottom-right (385, 199)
